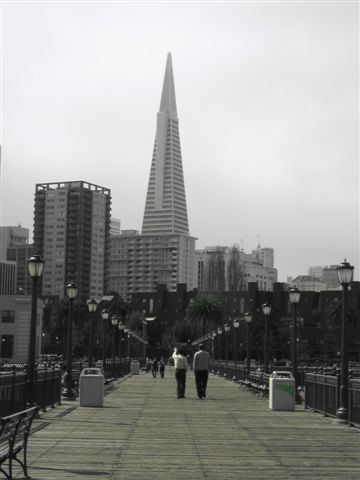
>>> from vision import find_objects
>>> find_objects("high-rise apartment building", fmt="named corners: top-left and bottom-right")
top-left (33, 181), bottom-right (111, 300)
top-left (110, 54), bottom-right (196, 300)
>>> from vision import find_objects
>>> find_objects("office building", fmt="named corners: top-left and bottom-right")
top-left (0, 226), bottom-right (29, 260)
top-left (109, 54), bottom-right (196, 300)
top-left (33, 181), bottom-right (111, 300)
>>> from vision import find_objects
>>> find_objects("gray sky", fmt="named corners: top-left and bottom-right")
top-left (1, 1), bottom-right (359, 282)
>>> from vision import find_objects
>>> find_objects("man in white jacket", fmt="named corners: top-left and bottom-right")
top-left (172, 348), bottom-right (189, 399)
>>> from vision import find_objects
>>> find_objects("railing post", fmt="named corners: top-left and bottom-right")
top-left (10, 368), bottom-right (16, 414)
top-left (43, 366), bottom-right (47, 412)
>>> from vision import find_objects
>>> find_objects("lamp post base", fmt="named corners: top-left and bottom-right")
top-left (62, 388), bottom-right (77, 401)
top-left (335, 407), bottom-right (348, 424)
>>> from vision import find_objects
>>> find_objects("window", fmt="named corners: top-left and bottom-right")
top-left (1, 335), bottom-right (14, 358)
top-left (1, 310), bottom-right (15, 323)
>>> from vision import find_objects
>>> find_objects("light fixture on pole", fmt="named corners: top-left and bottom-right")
top-left (336, 259), bottom-right (354, 423)
top-left (217, 327), bottom-right (223, 360)
top-left (211, 330), bottom-right (217, 359)
top-left (111, 315), bottom-right (118, 376)
top-left (233, 318), bottom-right (240, 371)
top-left (262, 302), bottom-right (272, 374)
top-left (63, 282), bottom-right (78, 400)
top-left (244, 312), bottom-right (252, 375)
top-left (289, 286), bottom-right (301, 402)
top-left (87, 298), bottom-right (97, 368)
top-left (143, 316), bottom-right (156, 359)
top-left (118, 322), bottom-right (124, 359)
top-left (101, 309), bottom-right (109, 371)
top-left (27, 255), bottom-right (45, 406)
top-left (224, 323), bottom-right (230, 366)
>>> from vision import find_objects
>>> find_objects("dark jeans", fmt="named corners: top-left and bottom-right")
top-left (195, 370), bottom-right (209, 398)
top-left (175, 369), bottom-right (186, 398)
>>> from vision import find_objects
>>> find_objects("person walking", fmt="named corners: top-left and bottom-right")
top-left (159, 358), bottom-right (165, 378)
top-left (193, 343), bottom-right (210, 399)
top-left (172, 348), bottom-right (189, 399)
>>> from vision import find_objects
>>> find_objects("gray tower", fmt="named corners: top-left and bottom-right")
top-left (142, 53), bottom-right (189, 235)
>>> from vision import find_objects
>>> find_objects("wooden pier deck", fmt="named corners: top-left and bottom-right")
top-left (21, 368), bottom-right (359, 479)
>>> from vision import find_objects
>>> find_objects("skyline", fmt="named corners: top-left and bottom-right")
top-left (0, 2), bottom-right (359, 282)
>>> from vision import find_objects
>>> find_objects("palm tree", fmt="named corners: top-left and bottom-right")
top-left (186, 294), bottom-right (223, 335)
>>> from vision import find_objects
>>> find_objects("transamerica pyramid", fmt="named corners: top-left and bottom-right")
top-left (142, 53), bottom-right (189, 235)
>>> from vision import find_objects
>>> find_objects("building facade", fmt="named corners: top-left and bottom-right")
top-left (0, 226), bottom-right (29, 260)
top-left (0, 295), bottom-right (44, 361)
top-left (109, 53), bottom-right (196, 300)
top-left (195, 245), bottom-right (278, 292)
top-left (33, 181), bottom-right (111, 300)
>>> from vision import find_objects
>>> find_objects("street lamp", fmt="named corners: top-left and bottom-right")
top-left (143, 316), bottom-right (156, 359)
top-left (111, 315), bottom-right (118, 376)
top-left (27, 255), bottom-right (45, 406)
top-left (118, 322), bottom-right (124, 359)
top-left (289, 286), bottom-right (301, 402)
top-left (87, 298), bottom-right (97, 368)
top-left (233, 318), bottom-right (240, 371)
top-left (244, 312), bottom-right (252, 375)
top-left (217, 327), bottom-right (223, 360)
top-left (336, 259), bottom-right (354, 423)
top-left (63, 282), bottom-right (78, 400)
top-left (211, 330), bottom-right (217, 359)
top-left (101, 309), bottom-right (109, 371)
top-left (262, 302), bottom-right (272, 374)
top-left (224, 323), bottom-right (230, 366)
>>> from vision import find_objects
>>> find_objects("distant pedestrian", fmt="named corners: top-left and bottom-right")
top-left (151, 358), bottom-right (159, 378)
top-left (159, 358), bottom-right (165, 378)
top-left (172, 348), bottom-right (189, 399)
top-left (193, 343), bottom-right (210, 399)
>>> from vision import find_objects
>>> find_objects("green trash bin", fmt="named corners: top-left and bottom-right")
top-left (269, 371), bottom-right (295, 411)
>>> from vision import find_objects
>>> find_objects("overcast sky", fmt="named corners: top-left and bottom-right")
top-left (0, 1), bottom-right (359, 282)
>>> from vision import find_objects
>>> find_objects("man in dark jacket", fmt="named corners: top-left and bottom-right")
top-left (193, 344), bottom-right (210, 399)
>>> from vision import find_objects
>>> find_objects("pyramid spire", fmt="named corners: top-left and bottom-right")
top-left (142, 54), bottom-right (189, 235)
top-left (159, 53), bottom-right (177, 116)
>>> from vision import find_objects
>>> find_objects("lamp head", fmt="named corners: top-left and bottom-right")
top-left (289, 287), bottom-right (301, 305)
top-left (244, 312), bottom-right (252, 324)
top-left (262, 302), bottom-right (272, 316)
top-left (27, 255), bottom-right (45, 278)
top-left (337, 259), bottom-right (354, 287)
top-left (101, 309), bottom-right (109, 320)
top-left (87, 298), bottom-right (97, 313)
top-left (66, 282), bottom-right (78, 299)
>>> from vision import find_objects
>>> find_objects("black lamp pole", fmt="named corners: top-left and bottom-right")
top-left (289, 287), bottom-right (301, 402)
top-left (244, 312), bottom-right (252, 375)
top-left (27, 255), bottom-right (45, 406)
top-left (233, 318), bottom-right (240, 370)
top-left (217, 327), bottom-right (223, 360)
top-left (224, 323), bottom-right (230, 366)
top-left (262, 302), bottom-right (272, 374)
top-left (63, 282), bottom-right (78, 400)
top-left (336, 260), bottom-right (354, 423)
top-left (111, 316), bottom-right (118, 375)
top-left (87, 298), bottom-right (97, 368)
top-left (101, 309), bottom-right (109, 372)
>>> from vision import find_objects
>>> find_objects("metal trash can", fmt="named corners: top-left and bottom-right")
top-left (269, 371), bottom-right (295, 411)
top-left (131, 360), bottom-right (140, 375)
top-left (79, 367), bottom-right (104, 407)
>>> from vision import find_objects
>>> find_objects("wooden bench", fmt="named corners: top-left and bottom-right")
top-left (104, 378), bottom-right (115, 392)
top-left (0, 406), bottom-right (39, 479)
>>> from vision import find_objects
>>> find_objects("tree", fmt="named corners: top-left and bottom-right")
top-left (227, 244), bottom-right (245, 292)
top-left (186, 294), bottom-right (223, 335)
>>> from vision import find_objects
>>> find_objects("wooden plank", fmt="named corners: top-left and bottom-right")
top-left (19, 368), bottom-right (360, 480)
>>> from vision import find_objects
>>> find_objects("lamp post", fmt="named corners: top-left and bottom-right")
top-left (233, 318), bottom-right (240, 371)
top-left (262, 302), bottom-right (272, 374)
top-left (63, 282), bottom-right (78, 400)
top-left (143, 316), bottom-right (156, 359)
top-left (101, 309), bottom-right (109, 372)
top-left (118, 323), bottom-right (124, 359)
top-left (123, 327), bottom-right (130, 357)
top-left (111, 316), bottom-right (118, 376)
top-left (244, 312), bottom-right (252, 375)
top-left (224, 323), bottom-right (230, 366)
top-left (211, 330), bottom-right (217, 359)
top-left (27, 255), bottom-right (45, 406)
top-left (336, 260), bottom-right (354, 423)
top-left (217, 327), bottom-right (223, 360)
top-left (289, 286), bottom-right (301, 402)
top-left (87, 298), bottom-right (97, 368)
